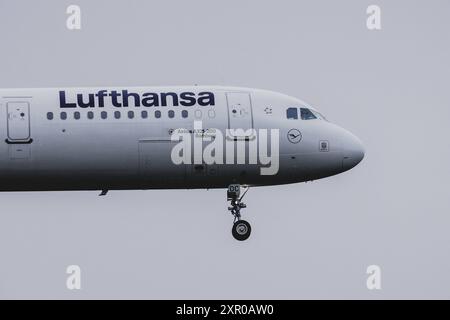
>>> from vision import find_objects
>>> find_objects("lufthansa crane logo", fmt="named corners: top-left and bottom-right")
top-left (287, 129), bottom-right (302, 144)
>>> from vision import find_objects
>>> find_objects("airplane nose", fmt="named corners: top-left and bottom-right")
top-left (342, 131), bottom-right (365, 171)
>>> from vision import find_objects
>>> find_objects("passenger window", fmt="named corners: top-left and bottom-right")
top-left (87, 111), bottom-right (94, 119)
top-left (182, 110), bottom-right (188, 118)
top-left (114, 111), bottom-right (121, 119)
top-left (101, 111), bottom-right (107, 119)
top-left (300, 108), bottom-right (317, 120)
top-left (155, 110), bottom-right (161, 119)
top-left (60, 112), bottom-right (67, 120)
top-left (128, 111), bottom-right (134, 119)
top-left (47, 112), bottom-right (53, 120)
top-left (168, 110), bottom-right (175, 118)
top-left (74, 111), bottom-right (80, 120)
top-left (286, 108), bottom-right (298, 120)
top-left (141, 110), bottom-right (148, 119)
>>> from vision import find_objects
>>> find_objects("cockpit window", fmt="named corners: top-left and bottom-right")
top-left (287, 107), bottom-right (326, 121)
top-left (300, 108), bottom-right (317, 120)
top-left (286, 107), bottom-right (298, 119)
top-left (311, 110), bottom-right (328, 121)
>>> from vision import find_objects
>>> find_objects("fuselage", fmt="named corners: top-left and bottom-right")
top-left (0, 86), bottom-right (364, 191)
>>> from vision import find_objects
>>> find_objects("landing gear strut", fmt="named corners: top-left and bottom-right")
top-left (228, 184), bottom-right (251, 241)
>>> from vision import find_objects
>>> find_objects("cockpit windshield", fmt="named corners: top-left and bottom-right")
top-left (286, 107), bottom-right (328, 121)
top-left (311, 110), bottom-right (328, 121)
top-left (300, 108), bottom-right (316, 120)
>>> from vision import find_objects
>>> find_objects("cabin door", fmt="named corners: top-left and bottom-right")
top-left (226, 92), bottom-right (253, 137)
top-left (6, 102), bottom-right (32, 143)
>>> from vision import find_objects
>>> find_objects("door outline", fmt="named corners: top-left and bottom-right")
top-left (226, 92), bottom-right (254, 130)
top-left (6, 101), bottom-right (32, 143)
top-left (225, 92), bottom-right (254, 140)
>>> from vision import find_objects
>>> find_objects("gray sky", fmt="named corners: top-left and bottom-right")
top-left (0, 0), bottom-right (449, 299)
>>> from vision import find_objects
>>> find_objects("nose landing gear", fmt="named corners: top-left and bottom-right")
top-left (228, 184), bottom-right (251, 241)
top-left (232, 220), bottom-right (251, 241)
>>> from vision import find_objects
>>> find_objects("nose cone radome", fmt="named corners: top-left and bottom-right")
top-left (342, 131), bottom-right (365, 171)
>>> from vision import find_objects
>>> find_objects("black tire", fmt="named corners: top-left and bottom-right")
top-left (232, 220), bottom-right (251, 241)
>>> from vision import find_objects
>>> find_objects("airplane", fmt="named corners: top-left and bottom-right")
top-left (0, 86), bottom-right (364, 241)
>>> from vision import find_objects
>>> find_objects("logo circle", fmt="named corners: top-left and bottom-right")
top-left (287, 129), bottom-right (302, 144)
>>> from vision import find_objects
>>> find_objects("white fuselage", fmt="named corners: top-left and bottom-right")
top-left (0, 86), bottom-right (364, 191)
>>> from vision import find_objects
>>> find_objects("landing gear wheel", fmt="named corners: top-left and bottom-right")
top-left (232, 220), bottom-right (251, 241)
